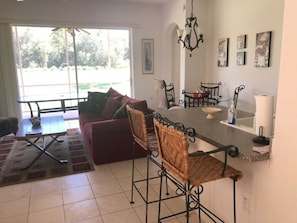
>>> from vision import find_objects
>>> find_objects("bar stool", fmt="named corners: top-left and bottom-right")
top-left (126, 104), bottom-right (168, 223)
top-left (153, 113), bottom-right (243, 223)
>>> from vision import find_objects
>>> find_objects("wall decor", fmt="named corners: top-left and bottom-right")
top-left (142, 39), bottom-right (154, 74)
top-left (237, 52), bottom-right (246, 65)
top-left (255, 31), bottom-right (272, 67)
top-left (237, 34), bottom-right (247, 49)
top-left (218, 38), bottom-right (229, 67)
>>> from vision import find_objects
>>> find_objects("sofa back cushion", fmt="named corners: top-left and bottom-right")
top-left (101, 97), bottom-right (122, 119)
top-left (87, 91), bottom-right (110, 113)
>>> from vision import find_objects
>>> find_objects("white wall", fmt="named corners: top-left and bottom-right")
top-left (159, 0), bottom-right (185, 104)
top-left (161, 0), bottom-right (283, 112)
top-left (271, 0), bottom-right (297, 222)
top-left (0, 0), bottom-right (163, 107)
top-left (205, 0), bottom-right (284, 112)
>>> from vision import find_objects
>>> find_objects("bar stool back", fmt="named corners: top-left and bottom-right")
top-left (153, 113), bottom-right (243, 223)
top-left (126, 104), bottom-right (168, 223)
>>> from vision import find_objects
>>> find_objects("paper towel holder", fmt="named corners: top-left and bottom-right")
top-left (253, 126), bottom-right (270, 145)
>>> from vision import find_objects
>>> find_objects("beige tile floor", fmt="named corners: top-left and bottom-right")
top-left (0, 119), bottom-right (200, 223)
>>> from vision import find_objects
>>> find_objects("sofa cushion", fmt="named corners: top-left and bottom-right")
top-left (101, 97), bottom-right (122, 119)
top-left (113, 99), bottom-right (148, 119)
top-left (112, 104), bottom-right (128, 119)
top-left (87, 91), bottom-right (110, 113)
top-left (107, 87), bottom-right (124, 100)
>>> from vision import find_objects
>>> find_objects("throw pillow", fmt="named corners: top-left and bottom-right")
top-left (112, 104), bottom-right (128, 119)
top-left (101, 97), bottom-right (122, 119)
top-left (132, 100), bottom-right (148, 113)
top-left (113, 100), bottom-right (148, 119)
top-left (107, 87), bottom-right (123, 100)
top-left (87, 91), bottom-right (110, 113)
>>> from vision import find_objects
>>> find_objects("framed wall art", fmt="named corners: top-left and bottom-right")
top-left (237, 52), bottom-right (246, 65)
top-left (218, 38), bottom-right (229, 67)
top-left (142, 39), bottom-right (154, 74)
top-left (237, 34), bottom-right (247, 49)
top-left (255, 31), bottom-right (272, 67)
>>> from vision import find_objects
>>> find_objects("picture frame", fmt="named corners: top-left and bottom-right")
top-left (218, 38), bottom-right (229, 67)
top-left (142, 39), bottom-right (154, 74)
top-left (237, 34), bottom-right (247, 49)
top-left (237, 52), bottom-right (246, 65)
top-left (255, 31), bottom-right (272, 67)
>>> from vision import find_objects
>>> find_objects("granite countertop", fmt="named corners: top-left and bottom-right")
top-left (156, 106), bottom-right (270, 162)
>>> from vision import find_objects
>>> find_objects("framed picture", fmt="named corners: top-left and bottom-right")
top-left (237, 52), bottom-right (246, 65)
top-left (142, 39), bottom-right (154, 74)
top-left (237, 34), bottom-right (247, 49)
top-left (218, 38), bottom-right (229, 67)
top-left (255, 31), bottom-right (272, 67)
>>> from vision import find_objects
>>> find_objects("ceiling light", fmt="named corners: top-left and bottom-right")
top-left (177, 0), bottom-right (204, 57)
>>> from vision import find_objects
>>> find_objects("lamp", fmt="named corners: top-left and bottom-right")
top-left (177, 0), bottom-right (204, 57)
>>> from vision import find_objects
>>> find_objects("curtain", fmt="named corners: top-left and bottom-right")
top-left (0, 23), bottom-right (21, 119)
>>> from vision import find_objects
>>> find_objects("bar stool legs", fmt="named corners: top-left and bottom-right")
top-left (130, 143), bottom-right (168, 223)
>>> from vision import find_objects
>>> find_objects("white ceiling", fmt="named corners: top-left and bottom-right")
top-left (109, 0), bottom-right (169, 4)
top-left (17, 0), bottom-right (169, 4)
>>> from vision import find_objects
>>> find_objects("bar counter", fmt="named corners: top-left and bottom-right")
top-left (156, 106), bottom-right (270, 162)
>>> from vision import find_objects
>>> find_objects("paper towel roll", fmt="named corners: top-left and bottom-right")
top-left (255, 95), bottom-right (274, 137)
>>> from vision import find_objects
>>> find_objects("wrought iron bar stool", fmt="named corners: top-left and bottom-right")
top-left (126, 104), bottom-right (168, 223)
top-left (153, 113), bottom-right (243, 223)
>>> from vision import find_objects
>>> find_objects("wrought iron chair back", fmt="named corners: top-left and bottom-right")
top-left (182, 90), bottom-right (214, 108)
top-left (154, 79), bottom-right (180, 109)
top-left (126, 105), bottom-right (168, 223)
top-left (200, 82), bottom-right (222, 105)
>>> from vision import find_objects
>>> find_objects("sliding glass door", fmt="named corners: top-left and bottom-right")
top-left (13, 26), bottom-right (131, 118)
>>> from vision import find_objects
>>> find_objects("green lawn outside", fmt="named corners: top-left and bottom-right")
top-left (17, 67), bottom-right (131, 115)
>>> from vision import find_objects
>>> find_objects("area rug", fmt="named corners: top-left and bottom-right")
top-left (0, 128), bottom-right (94, 187)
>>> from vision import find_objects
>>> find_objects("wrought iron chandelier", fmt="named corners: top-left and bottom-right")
top-left (177, 0), bottom-right (204, 57)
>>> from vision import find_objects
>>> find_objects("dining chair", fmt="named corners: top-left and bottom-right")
top-left (182, 90), bottom-right (211, 108)
top-left (154, 79), bottom-right (182, 110)
top-left (153, 113), bottom-right (243, 223)
top-left (126, 104), bottom-right (168, 223)
top-left (200, 82), bottom-right (222, 105)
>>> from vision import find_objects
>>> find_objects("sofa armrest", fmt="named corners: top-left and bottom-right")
top-left (91, 118), bottom-right (130, 134)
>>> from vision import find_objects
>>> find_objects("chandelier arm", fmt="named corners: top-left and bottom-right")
top-left (177, 0), bottom-right (204, 56)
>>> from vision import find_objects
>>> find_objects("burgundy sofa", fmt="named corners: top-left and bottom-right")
top-left (78, 88), bottom-right (153, 165)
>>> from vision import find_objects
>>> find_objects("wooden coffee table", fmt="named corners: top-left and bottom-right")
top-left (15, 116), bottom-right (68, 170)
